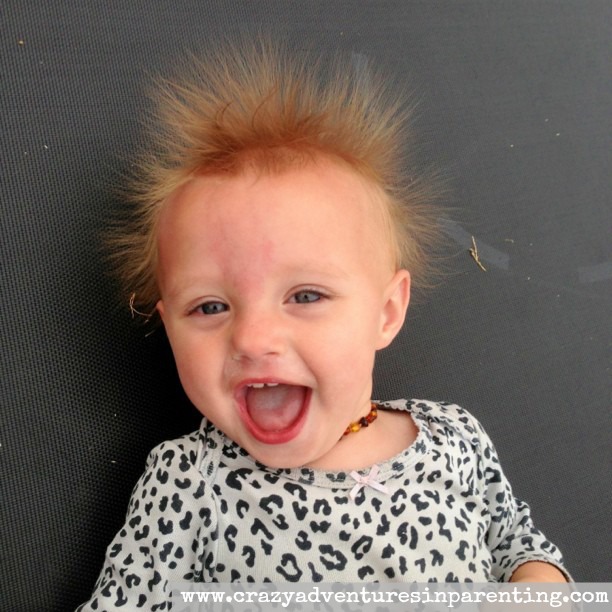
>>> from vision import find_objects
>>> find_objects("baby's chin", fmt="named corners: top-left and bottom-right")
top-left (236, 429), bottom-right (340, 471)
top-left (248, 433), bottom-right (360, 472)
top-left (241, 441), bottom-right (322, 470)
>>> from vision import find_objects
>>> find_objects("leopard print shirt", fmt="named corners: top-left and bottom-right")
top-left (77, 400), bottom-right (568, 611)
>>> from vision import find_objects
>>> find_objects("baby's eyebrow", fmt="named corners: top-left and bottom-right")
top-left (283, 262), bottom-right (352, 279)
top-left (160, 274), bottom-right (216, 301)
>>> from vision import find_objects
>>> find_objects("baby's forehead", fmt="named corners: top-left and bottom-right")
top-left (158, 159), bottom-right (397, 275)
top-left (167, 156), bottom-right (389, 225)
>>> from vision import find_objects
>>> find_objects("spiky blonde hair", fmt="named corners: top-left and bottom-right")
top-left (110, 40), bottom-right (442, 322)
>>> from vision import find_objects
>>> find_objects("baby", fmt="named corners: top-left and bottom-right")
top-left (79, 41), bottom-right (568, 610)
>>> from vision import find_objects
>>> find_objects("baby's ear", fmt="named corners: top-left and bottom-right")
top-left (376, 269), bottom-right (410, 349)
top-left (156, 300), bottom-right (166, 322)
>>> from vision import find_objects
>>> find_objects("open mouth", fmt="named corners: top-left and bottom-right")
top-left (237, 382), bottom-right (310, 444)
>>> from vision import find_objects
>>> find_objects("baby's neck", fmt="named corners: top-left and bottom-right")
top-left (305, 408), bottom-right (418, 471)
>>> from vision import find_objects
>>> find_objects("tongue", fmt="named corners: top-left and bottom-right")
top-left (245, 384), bottom-right (306, 431)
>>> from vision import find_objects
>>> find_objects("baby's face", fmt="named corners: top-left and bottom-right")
top-left (156, 161), bottom-right (410, 469)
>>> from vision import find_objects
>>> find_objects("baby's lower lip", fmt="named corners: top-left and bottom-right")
top-left (238, 386), bottom-right (311, 445)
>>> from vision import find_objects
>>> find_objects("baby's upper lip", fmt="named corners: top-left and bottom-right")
top-left (234, 377), bottom-right (300, 396)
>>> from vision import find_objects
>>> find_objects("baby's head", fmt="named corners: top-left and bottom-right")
top-left (114, 41), bottom-right (441, 469)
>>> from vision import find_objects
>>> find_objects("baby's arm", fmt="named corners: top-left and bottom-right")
top-left (76, 434), bottom-right (212, 611)
top-left (468, 412), bottom-right (570, 582)
top-left (510, 561), bottom-right (567, 582)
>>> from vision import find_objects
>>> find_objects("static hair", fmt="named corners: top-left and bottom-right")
top-left (110, 40), bottom-right (443, 321)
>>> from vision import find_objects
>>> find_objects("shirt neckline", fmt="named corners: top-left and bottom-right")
top-left (201, 399), bottom-right (435, 489)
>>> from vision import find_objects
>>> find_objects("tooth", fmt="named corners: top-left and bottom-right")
top-left (250, 383), bottom-right (265, 389)
top-left (265, 383), bottom-right (279, 387)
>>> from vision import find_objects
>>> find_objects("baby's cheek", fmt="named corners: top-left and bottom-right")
top-left (327, 335), bottom-right (377, 388)
top-left (173, 349), bottom-right (211, 396)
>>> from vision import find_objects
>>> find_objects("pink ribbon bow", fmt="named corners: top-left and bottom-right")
top-left (349, 465), bottom-right (390, 501)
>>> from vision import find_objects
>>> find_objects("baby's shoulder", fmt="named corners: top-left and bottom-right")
top-left (142, 423), bottom-right (205, 471)
top-left (385, 398), bottom-right (488, 449)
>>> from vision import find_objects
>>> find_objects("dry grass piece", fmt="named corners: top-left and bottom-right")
top-left (469, 236), bottom-right (487, 272)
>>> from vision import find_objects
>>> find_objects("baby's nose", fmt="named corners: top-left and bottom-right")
top-left (230, 311), bottom-right (285, 361)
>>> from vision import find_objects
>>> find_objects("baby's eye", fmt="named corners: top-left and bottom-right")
top-left (291, 290), bottom-right (323, 304)
top-left (196, 301), bottom-right (228, 315)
